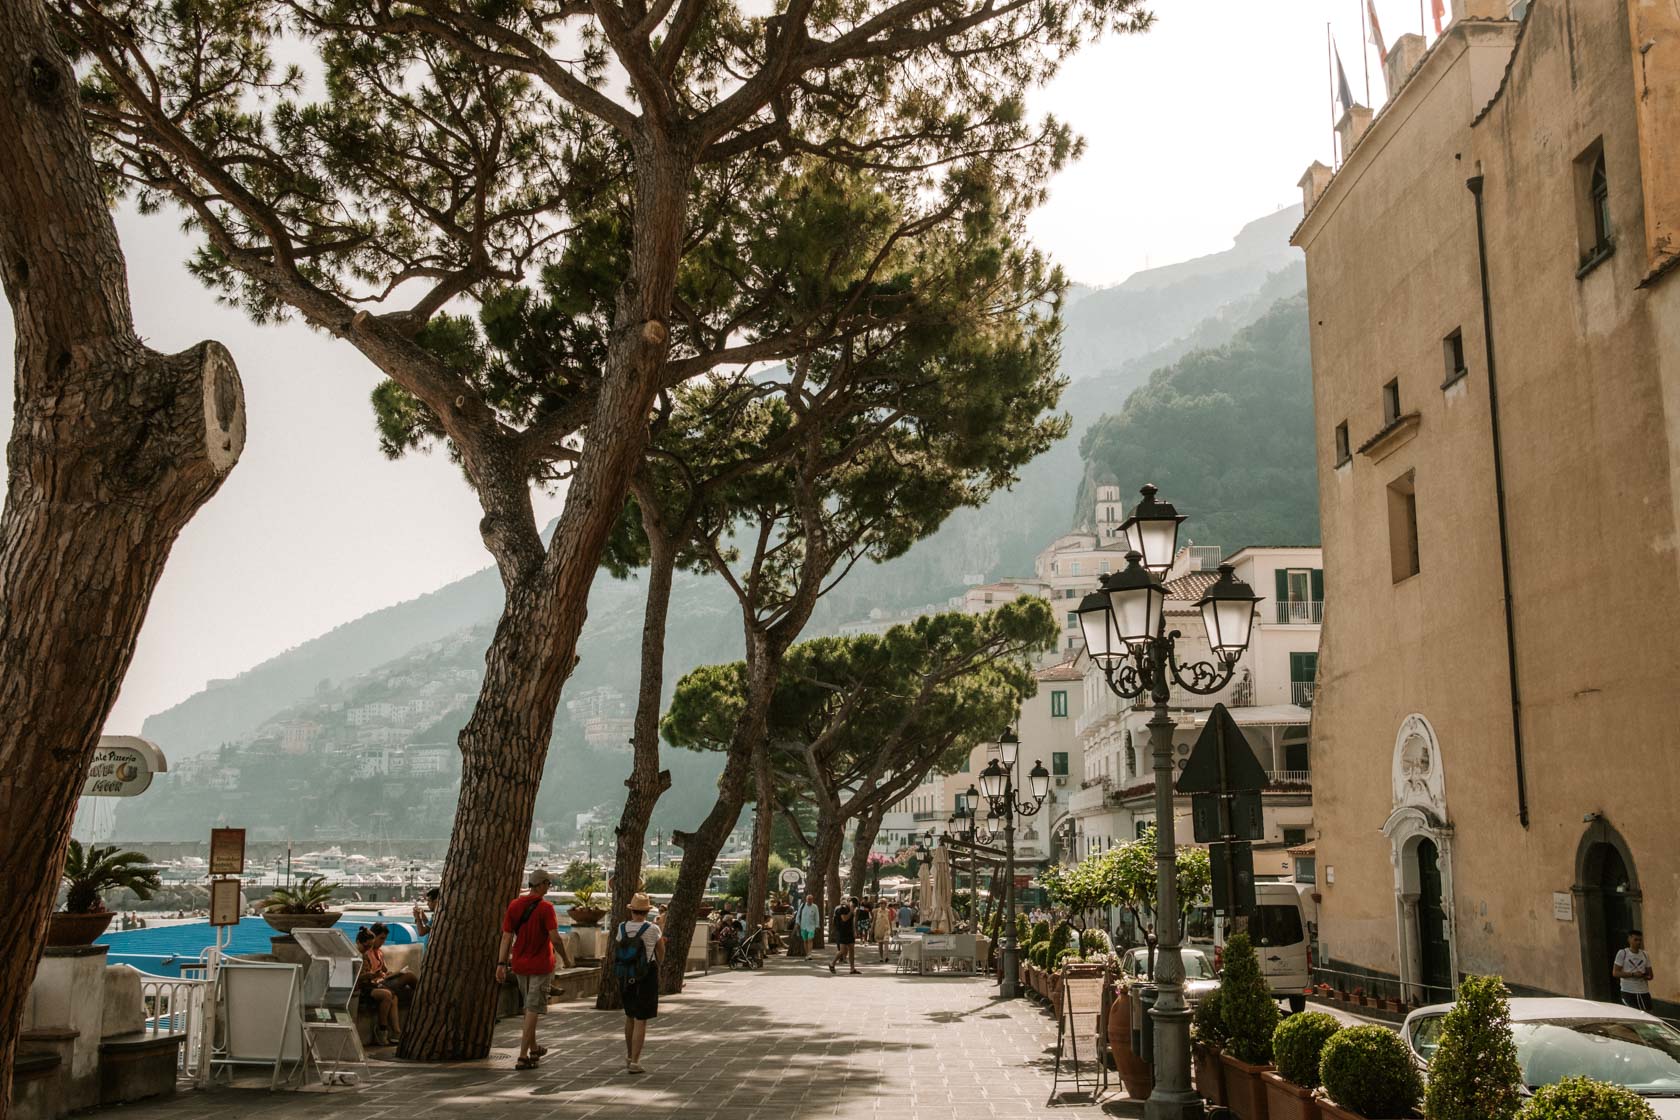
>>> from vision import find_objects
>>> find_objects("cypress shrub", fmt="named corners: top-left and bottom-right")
top-left (1218, 932), bottom-right (1280, 1064)
top-left (1424, 974), bottom-right (1522, 1120)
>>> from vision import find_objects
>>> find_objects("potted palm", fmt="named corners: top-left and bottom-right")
top-left (49, 841), bottom-right (161, 946)
top-left (260, 874), bottom-right (342, 933)
top-left (1219, 932), bottom-right (1280, 1120)
top-left (566, 881), bottom-right (607, 927)
top-left (1264, 1011), bottom-right (1339, 1120)
top-left (1317, 1025), bottom-right (1422, 1119)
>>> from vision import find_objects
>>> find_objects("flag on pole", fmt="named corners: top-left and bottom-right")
top-left (1432, 0), bottom-right (1446, 35)
top-left (1368, 0), bottom-right (1389, 63)
top-left (1334, 42), bottom-right (1355, 115)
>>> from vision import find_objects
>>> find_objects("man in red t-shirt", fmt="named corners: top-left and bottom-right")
top-left (495, 869), bottom-right (566, 1069)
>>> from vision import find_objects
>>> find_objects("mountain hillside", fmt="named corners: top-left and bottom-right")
top-left (1076, 292), bottom-right (1318, 550)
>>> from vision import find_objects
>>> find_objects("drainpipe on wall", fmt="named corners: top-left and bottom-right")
top-left (1467, 172), bottom-right (1531, 829)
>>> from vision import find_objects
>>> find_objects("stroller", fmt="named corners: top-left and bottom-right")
top-left (728, 924), bottom-right (771, 970)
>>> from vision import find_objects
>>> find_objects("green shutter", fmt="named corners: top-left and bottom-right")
top-left (1311, 568), bottom-right (1324, 602)
top-left (1275, 569), bottom-right (1289, 604)
top-left (1053, 752), bottom-right (1069, 776)
top-left (1290, 651), bottom-right (1319, 684)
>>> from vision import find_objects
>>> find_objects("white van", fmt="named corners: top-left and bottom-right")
top-left (1187, 881), bottom-right (1314, 1013)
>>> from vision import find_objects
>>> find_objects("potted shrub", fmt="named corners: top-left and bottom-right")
top-left (1220, 932), bottom-right (1280, 1120)
top-left (260, 874), bottom-right (343, 934)
top-left (566, 881), bottom-right (607, 927)
top-left (48, 841), bottom-right (161, 946)
top-left (1192, 986), bottom-right (1228, 1106)
top-left (1110, 977), bottom-right (1154, 1100)
top-left (1264, 1011), bottom-right (1339, 1120)
top-left (1424, 974), bottom-right (1522, 1120)
top-left (1317, 1025), bottom-right (1422, 1119)
top-left (1520, 1076), bottom-right (1659, 1120)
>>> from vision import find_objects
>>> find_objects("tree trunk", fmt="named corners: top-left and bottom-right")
top-left (805, 811), bottom-right (846, 952)
top-left (659, 629), bottom-right (782, 993)
top-left (400, 141), bottom-right (689, 1061)
top-left (847, 804), bottom-right (886, 899)
top-left (745, 741), bottom-right (774, 929)
top-left (594, 516), bottom-right (675, 1011)
top-left (0, 8), bottom-right (244, 1113)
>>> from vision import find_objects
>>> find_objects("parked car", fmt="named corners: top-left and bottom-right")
top-left (1403, 997), bottom-right (1680, 1116)
top-left (1188, 881), bottom-right (1314, 1012)
top-left (1117, 946), bottom-right (1220, 1009)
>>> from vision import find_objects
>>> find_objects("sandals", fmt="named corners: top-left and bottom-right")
top-left (515, 1056), bottom-right (539, 1070)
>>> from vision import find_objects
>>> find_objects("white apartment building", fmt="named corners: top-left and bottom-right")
top-left (876, 660), bottom-right (1087, 870)
top-left (406, 745), bottom-right (454, 775)
top-left (1066, 544), bottom-right (1323, 881)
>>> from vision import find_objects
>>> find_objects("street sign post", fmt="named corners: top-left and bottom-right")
top-left (1177, 704), bottom-right (1268, 924)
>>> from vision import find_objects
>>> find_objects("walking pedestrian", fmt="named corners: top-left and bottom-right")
top-left (829, 896), bottom-right (859, 974)
top-left (1615, 929), bottom-right (1655, 1011)
top-left (614, 892), bottom-right (664, 1074)
top-left (870, 896), bottom-right (892, 961)
top-left (495, 869), bottom-right (565, 1070)
top-left (796, 893), bottom-right (820, 958)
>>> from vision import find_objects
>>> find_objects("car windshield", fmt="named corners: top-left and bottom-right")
top-left (1513, 1019), bottom-right (1680, 1095)
top-left (1126, 950), bottom-right (1214, 980)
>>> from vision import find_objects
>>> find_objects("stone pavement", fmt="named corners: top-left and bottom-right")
top-left (92, 953), bottom-right (1140, 1120)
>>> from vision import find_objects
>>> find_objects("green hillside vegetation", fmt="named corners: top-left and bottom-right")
top-left (1077, 293), bottom-right (1318, 550)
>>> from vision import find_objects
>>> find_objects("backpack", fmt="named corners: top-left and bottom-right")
top-left (613, 922), bottom-right (650, 985)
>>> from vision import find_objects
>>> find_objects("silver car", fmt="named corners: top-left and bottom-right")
top-left (1403, 997), bottom-right (1680, 1117)
top-left (1118, 946), bottom-right (1219, 1009)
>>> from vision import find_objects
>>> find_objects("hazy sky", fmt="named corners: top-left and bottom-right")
top-left (0, 0), bottom-right (1421, 732)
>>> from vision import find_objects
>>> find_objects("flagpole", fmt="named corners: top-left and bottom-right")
top-left (1327, 22), bottom-right (1338, 167)
top-left (1419, 0), bottom-right (1427, 40)
top-left (1359, 0), bottom-right (1371, 104)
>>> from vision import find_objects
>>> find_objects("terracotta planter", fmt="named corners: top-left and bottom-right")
top-left (1108, 987), bottom-right (1153, 1099)
top-left (261, 910), bottom-right (343, 935)
top-left (1220, 1052), bottom-right (1273, 1120)
top-left (1315, 1099), bottom-right (1416, 1120)
top-left (46, 911), bottom-right (115, 947)
top-left (1193, 1041), bottom-right (1226, 1106)
top-left (1263, 1071), bottom-right (1320, 1120)
top-left (566, 906), bottom-right (606, 927)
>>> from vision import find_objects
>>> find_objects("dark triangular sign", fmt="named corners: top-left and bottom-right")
top-left (1176, 703), bottom-right (1269, 795)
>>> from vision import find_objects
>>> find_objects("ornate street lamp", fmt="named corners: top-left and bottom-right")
top-left (978, 728), bottom-right (1050, 999)
top-left (1076, 488), bottom-right (1260, 1120)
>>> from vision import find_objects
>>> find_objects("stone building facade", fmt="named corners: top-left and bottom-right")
top-left (1293, 0), bottom-right (1679, 1006)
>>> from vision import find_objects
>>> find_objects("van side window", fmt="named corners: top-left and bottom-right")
top-left (1253, 904), bottom-right (1305, 946)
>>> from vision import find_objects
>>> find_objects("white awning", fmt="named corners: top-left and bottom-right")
top-left (1182, 705), bottom-right (1312, 727)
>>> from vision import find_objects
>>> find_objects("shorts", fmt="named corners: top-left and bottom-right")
top-left (800, 928), bottom-right (815, 941)
top-left (1622, 991), bottom-right (1654, 1012)
top-left (836, 931), bottom-right (855, 946)
top-left (515, 972), bottom-right (552, 1014)
top-left (623, 973), bottom-right (659, 1021)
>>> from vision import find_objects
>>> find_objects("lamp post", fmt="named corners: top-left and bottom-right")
top-left (1074, 484), bottom-right (1260, 1120)
top-left (978, 730), bottom-right (1051, 999)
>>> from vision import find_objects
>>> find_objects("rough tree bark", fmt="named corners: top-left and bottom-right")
top-left (0, 5), bottom-right (244, 1113)
top-left (658, 629), bottom-right (781, 993)
top-left (745, 740), bottom-right (775, 929)
top-left (399, 141), bottom-right (689, 1060)
top-left (847, 803), bottom-right (887, 898)
top-left (594, 494), bottom-right (675, 1011)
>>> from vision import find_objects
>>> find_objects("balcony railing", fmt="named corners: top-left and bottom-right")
top-left (1267, 769), bottom-right (1312, 785)
top-left (1274, 600), bottom-right (1324, 625)
top-left (1291, 681), bottom-right (1316, 707)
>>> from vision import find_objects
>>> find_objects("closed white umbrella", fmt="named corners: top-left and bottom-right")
top-left (925, 846), bottom-right (956, 933)
top-left (916, 861), bottom-right (933, 920)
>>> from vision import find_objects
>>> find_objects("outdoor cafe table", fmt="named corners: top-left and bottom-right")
top-left (895, 931), bottom-right (977, 975)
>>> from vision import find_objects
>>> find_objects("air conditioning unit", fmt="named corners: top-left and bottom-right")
top-left (1055, 776), bottom-right (1068, 787)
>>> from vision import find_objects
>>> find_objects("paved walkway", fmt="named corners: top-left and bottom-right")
top-left (98, 954), bottom-right (1138, 1120)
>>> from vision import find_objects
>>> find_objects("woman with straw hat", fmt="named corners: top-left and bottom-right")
top-left (612, 892), bottom-right (664, 1073)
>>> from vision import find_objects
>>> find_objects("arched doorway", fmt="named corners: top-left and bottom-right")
top-left (1576, 826), bottom-right (1641, 1002)
top-left (1415, 838), bottom-right (1452, 994)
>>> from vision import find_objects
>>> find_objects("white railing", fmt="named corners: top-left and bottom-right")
top-left (1292, 681), bottom-right (1317, 707)
top-left (1267, 769), bottom-right (1313, 785)
top-left (140, 974), bottom-right (216, 1087)
top-left (1274, 600), bottom-right (1324, 625)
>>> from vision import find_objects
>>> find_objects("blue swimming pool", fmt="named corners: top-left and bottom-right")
top-left (97, 916), bottom-right (423, 977)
